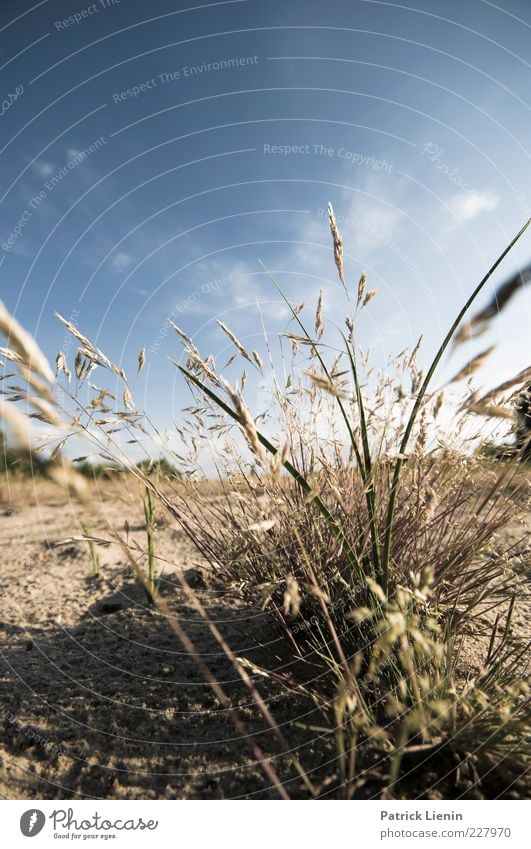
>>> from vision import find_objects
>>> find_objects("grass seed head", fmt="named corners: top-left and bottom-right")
top-left (315, 289), bottom-right (324, 338)
top-left (1, 301), bottom-right (54, 382)
top-left (221, 377), bottom-right (264, 462)
top-left (217, 320), bottom-right (253, 364)
top-left (55, 351), bottom-right (71, 383)
top-left (357, 272), bottom-right (367, 307)
top-left (253, 350), bottom-right (264, 371)
top-left (327, 202), bottom-right (346, 291)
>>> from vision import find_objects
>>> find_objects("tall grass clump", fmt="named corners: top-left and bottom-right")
top-left (159, 208), bottom-right (530, 797)
top-left (0, 210), bottom-right (529, 798)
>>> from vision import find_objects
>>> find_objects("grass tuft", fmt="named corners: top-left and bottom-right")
top-left (1, 208), bottom-right (529, 798)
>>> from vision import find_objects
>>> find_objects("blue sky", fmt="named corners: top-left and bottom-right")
top-left (1, 0), bottom-right (530, 451)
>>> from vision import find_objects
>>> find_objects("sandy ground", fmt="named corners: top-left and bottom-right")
top-left (0, 477), bottom-right (528, 800)
top-left (0, 479), bottom-right (312, 799)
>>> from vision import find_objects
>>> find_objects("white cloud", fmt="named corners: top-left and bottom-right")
top-left (33, 160), bottom-right (55, 178)
top-left (112, 252), bottom-right (133, 270)
top-left (449, 190), bottom-right (499, 221)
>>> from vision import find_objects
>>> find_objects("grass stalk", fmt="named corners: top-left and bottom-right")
top-left (81, 521), bottom-right (100, 576)
top-left (143, 485), bottom-right (157, 601)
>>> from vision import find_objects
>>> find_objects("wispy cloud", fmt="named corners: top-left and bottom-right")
top-left (112, 252), bottom-right (133, 270)
top-left (32, 159), bottom-right (55, 178)
top-left (449, 190), bottom-right (499, 221)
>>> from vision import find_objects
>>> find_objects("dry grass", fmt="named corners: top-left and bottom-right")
top-left (0, 210), bottom-right (530, 799)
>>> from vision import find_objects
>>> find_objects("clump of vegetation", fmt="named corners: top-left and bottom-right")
top-left (136, 456), bottom-right (181, 479)
top-left (0, 211), bottom-right (529, 798)
top-left (1, 430), bottom-right (37, 476)
top-left (157, 207), bottom-right (530, 797)
top-left (74, 460), bottom-right (125, 479)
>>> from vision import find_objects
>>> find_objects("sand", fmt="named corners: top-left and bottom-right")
top-left (0, 478), bottom-right (528, 800)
